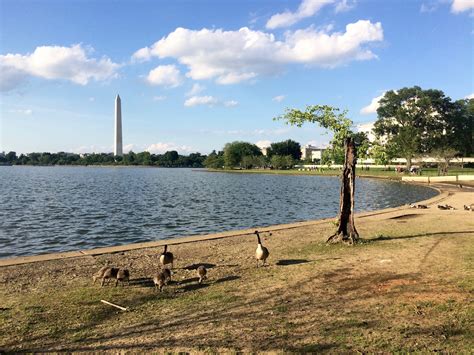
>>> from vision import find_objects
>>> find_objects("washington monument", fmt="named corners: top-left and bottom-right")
top-left (114, 94), bottom-right (123, 156)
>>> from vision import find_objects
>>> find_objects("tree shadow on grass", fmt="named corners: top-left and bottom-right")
top-left (130, 277), bottom-right (154, 287)
top-left (362, 230), bottom-right (474, 243)
top-left (214, 275), bottom-right (240, 284)
top-left (276, 259), bottom-right (310, 266)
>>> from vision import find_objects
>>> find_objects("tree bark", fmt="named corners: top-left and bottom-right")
top-left (406, 155), bottom-right (412, 172)
top-left (327, 137), bottom-right (359, 244)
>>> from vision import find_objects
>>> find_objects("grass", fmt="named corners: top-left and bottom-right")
top-left (1, 186), bottom-right (473, 352)
top-left (206, 167), bottom-right (474, 179)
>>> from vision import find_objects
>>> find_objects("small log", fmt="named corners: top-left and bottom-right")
top-left (100, 299), bottom-right (128, 311)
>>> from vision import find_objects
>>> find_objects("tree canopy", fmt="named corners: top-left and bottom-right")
top-left (275, 105), bottom-right (367, 164)
top-left (374, 86), bottom-right (473, 168)
top-left (223, 141), bottom-right (262, 168)
top-left (267, 139), bottom-right (302, 160)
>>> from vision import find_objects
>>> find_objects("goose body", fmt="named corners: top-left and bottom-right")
top-left (255, 231), bottom-right (269, 267)
top-left (197, 265), bottom-right (207, 284)
top-left (116, 268), bottom-right (130, 286)
top-left (159, 245), bottom-right (174, 268)
top-left (153, 271), bottom-right (167, 292)
top-left (101, 267), bottom-right (119, 286)
top-left (93, 266), bottom-right (109, 283)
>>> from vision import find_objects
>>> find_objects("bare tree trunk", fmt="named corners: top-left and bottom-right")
top-left (406, 156), bottom-right (412, 172)
top-left (327, 137), bottom-right (359, 245)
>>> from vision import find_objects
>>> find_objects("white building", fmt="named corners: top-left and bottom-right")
top-left (301, 145), bottom-right (326, 162)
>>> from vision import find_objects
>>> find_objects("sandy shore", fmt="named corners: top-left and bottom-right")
top-left (0, 183), bottom-right (473, 352)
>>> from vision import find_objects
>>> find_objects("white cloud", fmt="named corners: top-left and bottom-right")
top-left (123, 144), bottom-right (138, 153)
top-left (255, 140), bottom-right (272, 149)
top-left (335, 0), bottom-right (357, 13)
top-left (184, 95), bottom-right (219, 107)
top-left (153, 95), bottom-right (167, 101)
top-left (451, 0), bottom-right (474, 13)
top-left (420, 2), bottom-right (438, 13)
top-left (145, 64), bottom-right (183, 87)
top-left (186, 83), bottom-right (205, 96)
top-left (224, 100), bottom-right (239, 107)
top-left (145, 142), bottom-right (195, 154)
top-left (184, 96), bottom-right (238, 107)
top-left (0, 44), bottom-right (119, 92)
top-left (89, 97), bottom-right (95, 102)
top-left (8, 109), bottom-right (33, 115)
top-left (306, 140), bottom-right (330, 148)
top-left (133, 21), bottom-right (383, 85)
top-left (360, 92), bottom-right (385, 115)
top-left (70, 145), bottom-right (112, 154)
top-left (131, 47), bottom-right (152, 62)
top-left (465, 93), bottom-right (474, 99)
top-left (266, 0), bottom-right (335, 29)
top-left (272, 95), bottom-right (286, 102)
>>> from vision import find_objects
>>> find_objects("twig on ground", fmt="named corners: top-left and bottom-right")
top-left (100, 299), bottom-right (128, 311)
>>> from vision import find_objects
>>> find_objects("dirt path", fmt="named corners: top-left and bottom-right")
top-left (1, 184), bottom-right (473, 352)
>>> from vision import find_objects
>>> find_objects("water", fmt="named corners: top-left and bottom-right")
top-left (0, 166), bottom-right (438, 258)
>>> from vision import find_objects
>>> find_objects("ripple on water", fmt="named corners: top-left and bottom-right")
top-left (0, 167), bottom-right (438, 258)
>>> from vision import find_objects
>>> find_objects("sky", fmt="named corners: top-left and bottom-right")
top-left (0, 0), bottom-right (473, 155)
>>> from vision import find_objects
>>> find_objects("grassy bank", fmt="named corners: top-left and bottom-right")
top-left (206, 167), bottom-right (474, 179)
top-left (0, 185), bottom-right (473, 352)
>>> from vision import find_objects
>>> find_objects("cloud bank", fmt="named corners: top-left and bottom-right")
top-left (133, 21), bottom-right (383, 85)
top-left (266, 0), bottom-right (335, 29)
top-left (360, 92), bottom-right (385, 114)
top-left (451, 0), bottom-right (474, 13)
top-left (0, 44), bottom-right (119, 92)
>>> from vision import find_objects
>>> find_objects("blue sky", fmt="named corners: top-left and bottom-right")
top-left (1, 0), bottom-right (473, 155)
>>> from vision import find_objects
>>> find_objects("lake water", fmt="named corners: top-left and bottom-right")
top-left (0, 166), bottom-right (438, 258)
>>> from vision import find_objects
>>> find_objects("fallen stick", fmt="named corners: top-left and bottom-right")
top-left (100, 299), bottom-right (128, 311)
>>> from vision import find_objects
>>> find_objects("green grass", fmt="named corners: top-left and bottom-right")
top-left (206, 167), bottom-right (474, 179)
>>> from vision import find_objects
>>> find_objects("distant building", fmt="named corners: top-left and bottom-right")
top-left (260, 147), bottom-right (269, 156)
top-left (301, 145), bottom-right (326, 162)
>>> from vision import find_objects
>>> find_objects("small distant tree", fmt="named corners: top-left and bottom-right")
top-left (370, 140), bottom-right (392, 166)
top-left (432, 148), bottom-right (458, 176)
top-left (223, 141), bottom-right (262, 168)
top-left (204, 150), bottom-right (225, 169)
top-left (267, 139), bottom-right (302, 160)
top-left (275, 105), bottom-right (360, 244)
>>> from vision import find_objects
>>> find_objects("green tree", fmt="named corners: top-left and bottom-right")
top-left (267, 139), bottom-right (302, 160)
top-left (223, 141), bottom-right (262, 168)
top-left (203, 150), bottom-right (224, 169)
top-left (275, 105), bottom-right (360, 244)
top-left (370, 140), bottom-right (392, 166)
top-left (374, 86), bottom-right (464, 169)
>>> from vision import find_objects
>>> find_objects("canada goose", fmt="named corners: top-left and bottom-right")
top-left (153, 271), bottom-right (167, 292)
top-left (197, 265), bottom-right (207, 284)
top-left (438, 204), bottom-right (455, 210)
top-left (255, 230), bottom-right (269, 267)
top-left (116, 268), bottom-right (130, 286)
top-left (93, 266), bottom-right (110, 283)
top-left (101, 267), bottom-right (119, 286)
top-left (162, 268), bottom-right (172, 284)
top-left (410, 204), bottom-right (428, 209)
top-left (160, 245), bottom-right (174, 269)
top-left (464, 204), bottom-right (474, 211)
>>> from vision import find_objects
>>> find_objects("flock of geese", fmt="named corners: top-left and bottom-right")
top-left (409, 203), bottom-right (474, 211)
top-left (92, 230), bottom-right (270, 292)
top-left (91, 201), bottom-right (472, 291)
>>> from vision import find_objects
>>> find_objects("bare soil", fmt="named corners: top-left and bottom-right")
top-left (0, 184), bottom-right (473, 352)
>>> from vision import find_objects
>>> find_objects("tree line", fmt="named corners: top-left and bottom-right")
top-left (203, 139), bottom-right (304, 170)
top-left (0, 151), bottom-right (206, 168)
